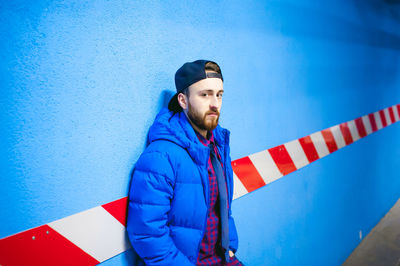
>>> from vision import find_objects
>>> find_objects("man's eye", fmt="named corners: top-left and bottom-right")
top-left (201, 93), bottom-right (208, 97)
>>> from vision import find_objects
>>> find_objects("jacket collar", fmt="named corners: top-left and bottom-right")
top-left (148, 108), bottom-right (230, 165)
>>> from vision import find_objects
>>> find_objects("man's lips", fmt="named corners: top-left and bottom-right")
top-left (207, 112), bottom-right (218, 117)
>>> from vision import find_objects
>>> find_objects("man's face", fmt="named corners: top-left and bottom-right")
top-left (182, 77), bottom-right (224, 132)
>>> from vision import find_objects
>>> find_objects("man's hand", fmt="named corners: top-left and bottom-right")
top-left (229, 250), bottom-right (235, 257)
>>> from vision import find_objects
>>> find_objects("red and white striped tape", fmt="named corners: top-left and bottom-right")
top-left (232, 104), bottom-right (400, 199)
top-left (1, 104), bottom-right (399, 266)
top-left (0, 198), bottom-right (130, 266)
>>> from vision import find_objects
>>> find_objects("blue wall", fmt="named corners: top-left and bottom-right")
top-left (1, 1), bottom-right (399, 265)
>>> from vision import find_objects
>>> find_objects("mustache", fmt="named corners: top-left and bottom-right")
top-left (205, 109), bottom-right (220, 116)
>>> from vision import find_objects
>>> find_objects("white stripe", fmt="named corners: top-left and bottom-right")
top-left (48, 206), bottom-right (130, 262)
top-left (374, 112), bottom-right (383, 130)
top-left (393, 105), bottom-right (400, 122)
top-left (248, 150), bottom-right (282, 185)
top-left (330, 125), bottom-right (346, 149)
top-left (309, 131), bottom-right (330, 158)
top-left (347, 120), bottom-right (360, 142)
top-left (284, 139), bottom-right (309, 169)
top-left (361, 115), bottom-right (373, 135)
top-left (384, 108), bottom-right (392, 125)
top-left (233, 172), bottom-right (248, 200)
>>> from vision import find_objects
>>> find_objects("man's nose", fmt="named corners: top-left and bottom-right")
top-left (210, 95), bottom-right (219, 108)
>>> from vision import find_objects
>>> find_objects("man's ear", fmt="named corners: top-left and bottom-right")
top-left (177, 93), bottom-right (188, 110)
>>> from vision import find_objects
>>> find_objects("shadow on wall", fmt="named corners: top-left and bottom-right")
top-left (269, 2), bottom-right (400, 108)
top-left (130, 88), bottom-right (175, 179)
top-left (145, 89), bottom-right (175, 146)
top-left (157, 90), bottom-right (176, 113)
top-left (274, 2), bottom-right (400, 50)
top-left (384, 0), bottom-right (400, 5)
top-left (352, 0), bottom-right (400, 99)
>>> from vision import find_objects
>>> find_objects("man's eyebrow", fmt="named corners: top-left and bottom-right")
top-left (198, 89), bottom-right (224, 93)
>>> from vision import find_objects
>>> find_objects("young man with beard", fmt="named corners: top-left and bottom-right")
top-left (127, 60), bottom-right (243, 266)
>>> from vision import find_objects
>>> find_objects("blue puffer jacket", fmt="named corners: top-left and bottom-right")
top-left (127, 108), bottom-right (238, 265)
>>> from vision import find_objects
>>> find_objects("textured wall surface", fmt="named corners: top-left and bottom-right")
top-left (1, 0), bottom-right (399, 265)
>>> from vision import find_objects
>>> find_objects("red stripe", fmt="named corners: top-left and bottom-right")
top-left (0, 225), bottom-right (99, 266)
top-left (268, 145), bottom-right (297, 175)
top-left (298, 136), bottom-right (319, 163)
top-left (339, 122), bottom-right (353, 145)
top-left (232, 157), bottom-right (265, 192)
top-left (397, 104), bottom-right (400, 119)
top-left (320, 128), bottom-right (338, 153)
top-left (368, 113), bottom-right (378, 132)
top-left (102, 197), bottom-right (128, 227)
top-left (379, 110), bottom-right (387, 127)
top-left (354, 117), bottom-right (367, 138)
top-left (388, 107), bottom-right (396, 123)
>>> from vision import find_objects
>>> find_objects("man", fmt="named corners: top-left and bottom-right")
top-left (127, 60), bottom-right (242, 265)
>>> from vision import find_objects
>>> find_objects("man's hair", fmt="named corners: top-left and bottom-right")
top-left (181, 87), bottom-right (190, 97)
top-left (204, 61), bottom-right (221, 74)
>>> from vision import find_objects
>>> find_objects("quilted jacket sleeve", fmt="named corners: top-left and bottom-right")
top-left (228, 210), bottom-right (239, 253)
top-left (127, 150), bottom-right (193, 266)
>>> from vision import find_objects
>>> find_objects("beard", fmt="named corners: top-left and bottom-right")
top-left (187, 102), bottom-right (220, 132)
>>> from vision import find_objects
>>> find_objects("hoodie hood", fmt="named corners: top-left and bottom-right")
top-left (148, 108), bottom-right (230, 165)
